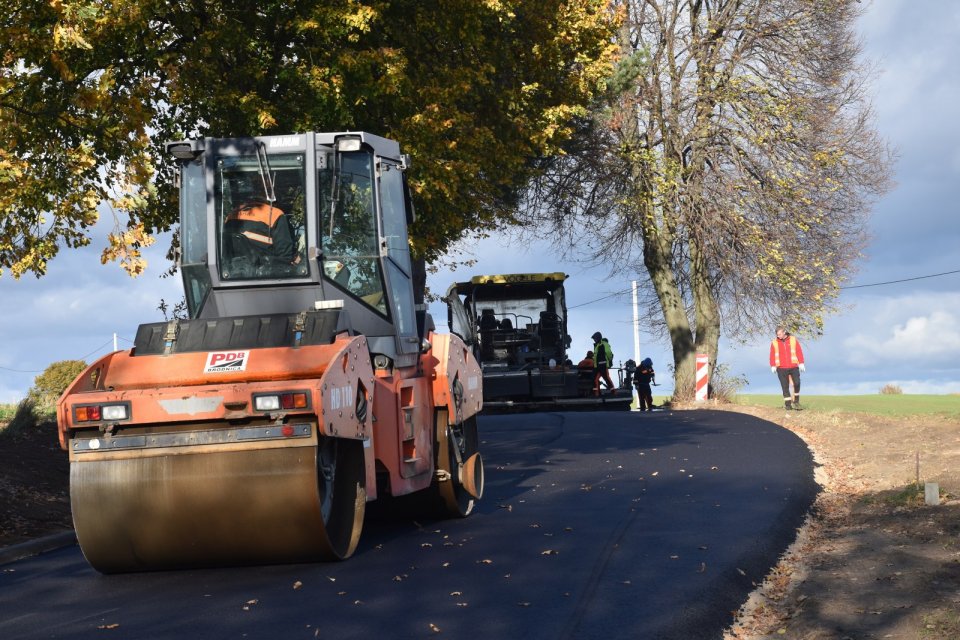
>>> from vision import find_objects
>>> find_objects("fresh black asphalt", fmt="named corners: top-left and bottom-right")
top-left (0, 409), bottom-right (816, 639)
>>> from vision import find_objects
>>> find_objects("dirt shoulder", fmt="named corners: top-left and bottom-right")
top-left (2, 408), bottom-right (960, 638)
top-left (721, 404), bottom-right (960, 640)
top-left (0, 420), bottom-right (72, 547)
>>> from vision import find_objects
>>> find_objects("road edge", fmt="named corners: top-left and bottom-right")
top-left (0, 530), bottom-right (76, 566)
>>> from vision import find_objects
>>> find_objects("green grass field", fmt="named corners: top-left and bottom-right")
top-left (734, 394), bottom-right (960, 418)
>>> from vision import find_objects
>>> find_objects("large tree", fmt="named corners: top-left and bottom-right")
top-left (524, 0), bottom-right (892, 395)
top-left (0, 0), bottom-right (616, 283)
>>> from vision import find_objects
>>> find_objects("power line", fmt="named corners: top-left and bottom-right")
top-left (839, 268), bottom-right (960, 290)
top-left (568, 289), bottom-right (632, 310)
top-left (568, 268), bottom-right (960, 309)
top-left (0, 365), bottom-right (42, 374)
top-left (2, 334), bottom-right (134, 379)
top-left (76, 338), bottom-right (117, 362)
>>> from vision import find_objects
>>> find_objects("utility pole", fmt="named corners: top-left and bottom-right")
top-left (631, 281), bottom-right (640, 363)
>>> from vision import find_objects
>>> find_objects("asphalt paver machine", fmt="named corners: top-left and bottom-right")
top-left (445, 273), bottom-right (631, 411)
top-left (57, 132), bottom-right (484, 573)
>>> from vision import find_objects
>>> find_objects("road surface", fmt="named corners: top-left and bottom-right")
top-left (0, 409), bottom-right (815, 639)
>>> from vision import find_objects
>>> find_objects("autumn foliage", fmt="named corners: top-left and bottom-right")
top-left (0, 0), bottom-right (617, 278)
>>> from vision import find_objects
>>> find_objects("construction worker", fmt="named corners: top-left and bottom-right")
top-left (634, 357), bottom-right (655, 411)
top-left (770, 326), bottom-right (805, 410)
top-left (224, 176), bottom-right (297, 265)
top-left (577, 351), bottom-right (595, 370)
top-left (591, 332), bottom-right (616, 396)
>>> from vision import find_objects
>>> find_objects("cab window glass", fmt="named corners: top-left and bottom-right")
top-left (378, 162), bottom-right (412, 274)
top-left (319, 151), bottom-right (387, 315)
top-left (179, 160), bottom-right (211, 317)
top-left (215, 153), bottom-right (307, 281)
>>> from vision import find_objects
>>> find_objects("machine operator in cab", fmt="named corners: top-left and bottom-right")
top-left (225, 174), bottom-right (299, 266)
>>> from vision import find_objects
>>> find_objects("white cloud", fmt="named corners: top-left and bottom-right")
top-left (843, 305), bottom-right (960, 368)
top-left (801, 378), bottom-right (960, 396)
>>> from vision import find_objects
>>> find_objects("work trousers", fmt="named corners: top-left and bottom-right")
top-left (776, 367), bottom-right (801, 400)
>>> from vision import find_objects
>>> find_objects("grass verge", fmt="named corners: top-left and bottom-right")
top-left (734, 393), bottom-right (960, 417)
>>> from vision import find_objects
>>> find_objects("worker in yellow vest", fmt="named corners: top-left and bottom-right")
top-left (769, 326), bottom-right (806, 410)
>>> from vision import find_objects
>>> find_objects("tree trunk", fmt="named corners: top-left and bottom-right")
top-left (691, 238), bottom-right (721, 393)
top-left (642, 217), bottom-right (697, 399)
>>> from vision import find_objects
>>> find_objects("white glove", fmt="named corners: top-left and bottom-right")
top-left (771, 366), bottom-right (777, 374)
top-left (799, 363), bottom-right (806, 372)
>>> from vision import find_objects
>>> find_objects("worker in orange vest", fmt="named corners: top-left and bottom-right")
top-left (224, 175), bottom-right (298, 266)
top-left (770, 326), bottom-right (805, 410)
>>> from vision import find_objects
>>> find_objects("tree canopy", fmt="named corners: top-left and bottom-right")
top-left (0, 0), bottom-right (616, 278)
top-left (524, 0), bottom-right (893, 393)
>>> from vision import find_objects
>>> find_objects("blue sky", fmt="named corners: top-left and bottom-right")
top-left (2, 0), bottom-right (958, 402)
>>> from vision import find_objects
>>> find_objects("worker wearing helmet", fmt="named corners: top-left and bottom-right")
top-left (634, 357), bottom-right (656, 411)
top-left (591, 332), bottom-right (616, 396)
top-left (770, 326), bottom-right (805, 410)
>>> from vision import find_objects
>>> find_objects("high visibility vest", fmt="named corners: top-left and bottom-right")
top-left (595, 339), bottom-right (613, 367)
top-left (771, 336), bottom-right (801, 367)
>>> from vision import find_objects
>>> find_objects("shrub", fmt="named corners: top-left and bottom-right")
top-left (663, 361), bottom-right (747, 405)
top-left (27, 359), bottom-right (88, 415)
top-left (709, 363), bottom-right (748, 404)
top-left (0, 398), bottom-right (39, 440)
top-left (879, 383), bottom-right (903, 395)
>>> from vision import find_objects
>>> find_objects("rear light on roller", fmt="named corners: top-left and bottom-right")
top-left (101, 405), bottom-right (128, 421)
top-left (75, 406), bottom-right (101, 422)
top-left (74, 403), bottom-right (130, 423)
top-left (254, 392), bottom-right (309, 412)
top-left (254, 395), bottom-right (281, 411)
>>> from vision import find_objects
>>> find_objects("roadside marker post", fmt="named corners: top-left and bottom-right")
top-left (695, 353), bottom-right (709, 402)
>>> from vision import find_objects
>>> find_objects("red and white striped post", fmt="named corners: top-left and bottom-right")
top-left (695, 353), bottom-right (709, 402)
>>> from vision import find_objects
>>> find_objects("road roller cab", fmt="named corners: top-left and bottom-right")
top-left (56, 132), bottom-right (484, 573)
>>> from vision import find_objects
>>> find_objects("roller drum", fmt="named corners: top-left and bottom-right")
top-left (70, 427), bottom-right (364, 573)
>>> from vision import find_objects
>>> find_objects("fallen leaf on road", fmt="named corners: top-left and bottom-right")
top-left (293, 581), bottom-right (302, 590)
top-left (97, 624), bottom-right (120, 630)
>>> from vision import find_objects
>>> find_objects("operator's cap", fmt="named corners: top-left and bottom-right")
top-left (591, 332), bottom-right (602, 341)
